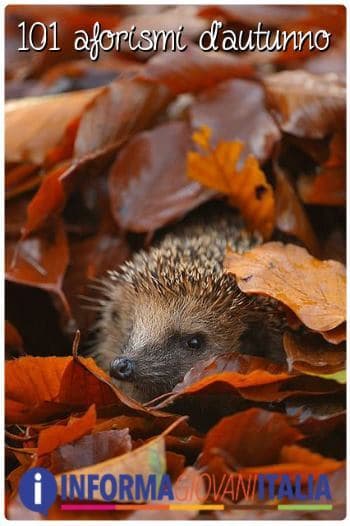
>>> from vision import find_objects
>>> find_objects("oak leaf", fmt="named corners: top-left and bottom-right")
top-left (187, 126), bottom-right (275, 239)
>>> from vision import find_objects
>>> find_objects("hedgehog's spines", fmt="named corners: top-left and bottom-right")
top-left (104, 214), bottom-right (260, 315)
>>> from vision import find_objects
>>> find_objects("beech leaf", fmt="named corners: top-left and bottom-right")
top-left (225, 242), bottom-right (346, 332)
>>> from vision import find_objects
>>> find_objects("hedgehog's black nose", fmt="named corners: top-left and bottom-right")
top-left (110, 357), bottom-right (134, 380)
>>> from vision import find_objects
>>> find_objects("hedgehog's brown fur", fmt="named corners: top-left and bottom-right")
top-left (90, 213), bottom-right (282, 402)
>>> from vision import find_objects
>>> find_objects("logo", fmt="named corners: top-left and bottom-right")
top-left (18, 467), bottom-right (57, 514)
top-left (18, 469), bottom-right (333, 514)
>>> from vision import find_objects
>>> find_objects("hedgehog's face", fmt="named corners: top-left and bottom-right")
top-left (93, 280), bottom-right (247, 403)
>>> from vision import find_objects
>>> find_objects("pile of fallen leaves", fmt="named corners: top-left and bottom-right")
top-left (5, 5), bottom-right (346, 520)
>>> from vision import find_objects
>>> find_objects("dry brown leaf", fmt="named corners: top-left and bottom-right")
top-left (187, 126), bottom-right (275, 239)
top-left (11, 78), bottom-right (171, 236)
top-left (5, 354), bottom-right (148, 425)
top-left (175, 353), bottom-right (290, 392)
top-left (242, 444), bottom-right (343, 478)
top-left (189, 79), bottom-right (280, 164)
top-left (199, 408), bottom-right (343, 486)
top-left (5, 89), bottom-right (103, 165)
top-left (51, 428), bottom-right (132, 472)
top-left (140, 43), bottom-right (254, 94)
top-left (297, 131), bottom-right (346, 206)
top-left (274, 162), bottom-right (319, 256)
top-left (263, 71), bottom-right (345, 138)
top-left (54, 416), bottom-right (185, 500)
top-left (5, 219), bottom-right (69, 308)
top-left (321, 323), bottom-right (346, 345)
top-left (37, 404), bottom-right (96, 457)
top-left (225, 242), bottom-right (346, 332)
top-left (109, 121), bottom-right (213, 232)
top-left (283, 331), bottom-right (346, 375)
top-left (200, 408), bottom-right (302, 469)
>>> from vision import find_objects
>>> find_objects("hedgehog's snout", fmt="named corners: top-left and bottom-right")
top-left (109, 357), bottom-right (134, 381)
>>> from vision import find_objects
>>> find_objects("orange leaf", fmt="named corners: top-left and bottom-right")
top-left (5, 219), bottom-right (69, 304)
top-left (8, 78), bottom-right (171, 236)
top-left (200, 408), bottom-right (343, 482)
top-left (298, 131), bottom-right (345, 206)
top-left (225, 242), bottom-right (346, 332)
top-left (5, 355), bottom-right (146, 425)
top-left (283, 331), bottom-right (345, 375)
top-left (5, 88), bottom-right (103, 165)
top-left (200, 408), bottom-right (302, 469)
top-left (23, 162), bottom-right (70, 236)
top-left (321, 322), bottom-right (346, 345)
top-left (187, 126), bottom-right (275, 239)
top-left (241, 445), bottom-right (343, 479)
top-left (153, 353), bottom-right (293, 409)
top-left (6, 163), bottom-right (39, 199)
top-left (37, 404), bottom-right (96, 457)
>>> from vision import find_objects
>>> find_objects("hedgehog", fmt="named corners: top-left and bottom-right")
top-left (90, 212), bottom-right (284, 402)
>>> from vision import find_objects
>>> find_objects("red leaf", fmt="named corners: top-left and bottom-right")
top-left (109, 121), bottom-right (213, 232)
top-left (189, 79), bottom-right (280, 164)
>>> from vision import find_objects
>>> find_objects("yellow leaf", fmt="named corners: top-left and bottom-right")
top-left (187, 126), bottom-right (275, 239)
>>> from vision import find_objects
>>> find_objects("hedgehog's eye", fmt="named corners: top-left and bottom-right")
top-left (186, 335), bottom-right (202, 350)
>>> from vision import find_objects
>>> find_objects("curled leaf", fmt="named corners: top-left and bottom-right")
top-left (263, 71), bottom-right (345, 138)
top-left (37, 404), bottom-right (97, 457)
top-left (297, 131), bottom-right (346, 206)
top-left (5, 355), bottom-right (148, 425)
top-left (225, 242), bottom-right (346, 332)
top-left (283, 331), bottom-right (345, 376)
